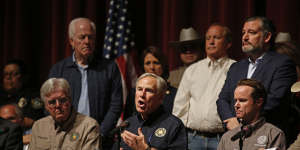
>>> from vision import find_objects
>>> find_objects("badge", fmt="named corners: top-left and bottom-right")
top-left (18, 97), bottom-right (27, 108)
top-left (155, 128), bottom-right (166, 137)
top-left (31, 97), bottom-right (43, 109)
top-left (166, 90), bottom-right (170, 95)
top-left (257, 135), bottom-right (267, 145)
top-left (70, 132), bottom-right (80, 141)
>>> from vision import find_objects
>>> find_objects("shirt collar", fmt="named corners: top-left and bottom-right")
top-left (207, 56), bottom-right (228, 68)
top-left (248, 53), bottom-right (265, 64)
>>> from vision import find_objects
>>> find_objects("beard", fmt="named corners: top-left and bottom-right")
top-left (242, 43), bottom-right (262, 54)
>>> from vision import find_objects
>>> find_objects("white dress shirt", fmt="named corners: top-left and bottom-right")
top-left (172, 57), bottom-right (235, 133)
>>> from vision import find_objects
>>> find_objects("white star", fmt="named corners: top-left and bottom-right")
top-left (118, 25), bottom-right (124, 30)
top-left (115, 42), bottom-right (119, 46)
top-left (114, 50), bottom-right (118, 54)
top-left (120, 17), bottom-right (125, 21)
top-left (110, 29), bottom-right (114, 33)
top-left (124, 37), bottom-right (129, 41)
top-left (123, 9), bottom-right (127, 13)
top-left (117, 33), bottom-right (121, 38)
top-left (109, 37), bottom-right (113, 42)
top-left (130, 41), bottom-right (135, 46)
top-left (107, 46), bottom-right (111, 50)
top-left (105, 54), bottom-right (110, 59)
top-left (122, 45), bottom-right (127, 50)
top-left (126, 29), bottom-right (130, 34)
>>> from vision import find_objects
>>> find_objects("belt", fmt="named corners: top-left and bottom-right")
top-left (186, 128), bottom-right (223, 138)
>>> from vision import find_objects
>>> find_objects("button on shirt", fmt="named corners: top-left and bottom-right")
top-left (173, 57), bottom-right (235, 132)
top-left (73, 54), bottom-right (90, 116)
top-left (120, 107), bottom-right (187, 150)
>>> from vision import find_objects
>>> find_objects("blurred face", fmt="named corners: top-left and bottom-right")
top-left (45, 90), bottom-right (71, 124)
top-left (3, 64), bottom-right (23, 93)
top-left (135, 76), bottom-right (163, 119)
top-left (180, 44), bottom-right (201, 65)
top-left (70, 20), bottom-right (96, 62)
top-left (0, 105), bottom-right (23, 126)
top-left (234, 85), bottom-right (261, 123)
top-left (242, 19), bottom-right (270, 54)
top-left (205, 25), bottom-right (230, 61)
top-left (144, 53), bottom-right (163, 76)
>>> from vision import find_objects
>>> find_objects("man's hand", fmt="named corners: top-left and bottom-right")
top-left (23, 134), bottom-right (31, 145)
top-left (224, 117), bottom-right (239, 130)
top-left (121, 128), bottom-right (149, 150)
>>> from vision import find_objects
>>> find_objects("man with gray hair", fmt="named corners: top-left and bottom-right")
top-left (29, 78), bottom-right (101, 150)
top-left (120, 73), bottom-right (187, 150)
top-left (48, 17), bottom-right (123, 146)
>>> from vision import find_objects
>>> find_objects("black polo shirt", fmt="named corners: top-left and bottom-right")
top-left (120, 107), bottom-right (187, 150)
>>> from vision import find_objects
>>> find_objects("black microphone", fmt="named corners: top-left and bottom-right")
top-left (231, 130), bottom-right (243, 141)
top-left (109, 121), bottom-right (129, 137)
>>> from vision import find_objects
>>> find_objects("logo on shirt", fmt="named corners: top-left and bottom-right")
top-left (255, 135), bottom-right (267, 147)
top-left (18, 97), bottom-right (27, 108)
top-left (70, 132), bottom-right (80, 141)
top-left (155, 128), bottom-right (166, 137)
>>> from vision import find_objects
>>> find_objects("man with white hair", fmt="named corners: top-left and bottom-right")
top-left (48, 18), bottom-right (123, 145)
top-left (29, 78), bottom-right (100, 150)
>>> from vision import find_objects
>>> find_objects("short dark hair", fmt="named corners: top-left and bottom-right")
top-left (237, 79), bottom-right (267, 103)
top-left (141, 46), bottom-right (169, 80)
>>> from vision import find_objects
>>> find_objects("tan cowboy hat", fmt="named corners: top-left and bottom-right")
top-left (169, 27), bottom-right (202, 47)
top-left (291, 81), bottom-right (300, 93)
top-left (275, 32), bottom-right (292, 43)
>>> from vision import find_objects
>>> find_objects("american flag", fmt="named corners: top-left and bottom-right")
top-left (103, 0), bottom-right (139, 120)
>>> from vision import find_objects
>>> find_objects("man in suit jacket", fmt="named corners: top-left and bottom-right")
top-left (0, 117), bottom-right (23, 150)
top-left (216, 16), bottom-right (297, 131)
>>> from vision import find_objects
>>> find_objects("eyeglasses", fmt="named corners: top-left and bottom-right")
top-left (47, 97), bottom-right (69, 107)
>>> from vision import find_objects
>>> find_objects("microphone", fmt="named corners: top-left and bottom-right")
top-left (109, 121), bottom-right (129, 137)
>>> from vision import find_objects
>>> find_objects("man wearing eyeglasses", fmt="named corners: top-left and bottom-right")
top-left (172, 24), bottom-right (236, 150)
top-left (168, 27), bottom-right (205, 88)
top-left (29, 78), bottom-right (101, 150)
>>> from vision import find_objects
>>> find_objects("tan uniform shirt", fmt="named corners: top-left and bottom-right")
top-left (288, 134), bottom-right (300, 150)
top-left (168, 66), bottom-right (187, 88)
top-left (218, 119), bottom-right (286, 150)
top-left (29, 109), bottom-right (101, 150)
top-left (172, 57), bottom-right (235, 132)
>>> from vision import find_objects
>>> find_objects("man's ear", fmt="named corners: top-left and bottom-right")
top-left (69, 38), bottom-right (74, 49)
top-left (264, 32), bottom-right (272, 43)
top-left (255, 98), bottom-right (264, 107)
top-left (226, 42), bottom-right (232, 50)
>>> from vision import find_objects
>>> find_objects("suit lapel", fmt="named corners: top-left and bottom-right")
top-left (251, 51), bottom-right (273, 78)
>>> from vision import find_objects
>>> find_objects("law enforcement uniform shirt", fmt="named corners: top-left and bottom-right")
top-left (120, 107), bottom-right (187, 150)
top-left (29, 108), bottom-right (101, 150)
top-left (218, 118), bottom-right (286, 150)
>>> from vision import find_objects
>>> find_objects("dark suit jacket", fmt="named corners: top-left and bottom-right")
top-left (0, 118), bottom-right (23, 150)
top-left (217, 51), bottom-right (297, 124)
top-left (49, 56), bottom-right (123, 136)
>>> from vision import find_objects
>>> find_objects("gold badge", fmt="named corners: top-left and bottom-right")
top-left (31, 97), bottom-right (43, 109)
top-left (70, 132), bottom-right (80, 141)
top-left (18, 97), bottom-right (27, 108)
top-left (155, 128), bottom-right (166, 137)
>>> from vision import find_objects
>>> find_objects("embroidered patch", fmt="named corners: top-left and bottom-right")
top-left (70, 132), bottom-right (80, 141)
top-left (155, 128), bottom-right (166, 137)
top-left (257, 135), bottom-right (267, 145)
top-left (18, 97), bottom-right (27, 108)
top-left (31, 97), bottom-right (43, 109)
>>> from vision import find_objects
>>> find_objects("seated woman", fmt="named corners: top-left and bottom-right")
top-left (124, 46), bottom-right (177, 119)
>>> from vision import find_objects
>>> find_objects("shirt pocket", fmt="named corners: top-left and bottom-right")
top-left (35, 136), bottom-right (51, 150)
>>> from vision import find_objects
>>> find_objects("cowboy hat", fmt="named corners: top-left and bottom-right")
top-left (169, 27), bottom-right (202, 47)
top-left (275, 32), bottom-right (292, 43)
top-left (291, 81), bottom-right (300, 93)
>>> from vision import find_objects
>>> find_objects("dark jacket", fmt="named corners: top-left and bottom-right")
top-left (217, 51), bottom-right (297, 128)
top-left (49, 56), bottom-right (123, 136)
top-left (0, 118), bottom-right (23, 150)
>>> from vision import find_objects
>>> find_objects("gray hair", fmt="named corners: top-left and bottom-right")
top-left (68, 17), bottom-right (96, 39)
top-left (40, 78), bottom-right (71, 102)
top-left (208, 23), bottom-right (233, 44)
top-left (136, 73), bottom-right (168, 94)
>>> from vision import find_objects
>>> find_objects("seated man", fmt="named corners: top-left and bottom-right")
top-left (0, 117), bottom-right (23, 150)
top-left (0, 104), bottom-right (31, 149)
top-left (29, 78), bottom-right (101, 150)
top-left (120, 73), bottom-right (187, 150)
top-left (218, 79), bottom-right (286, 150)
